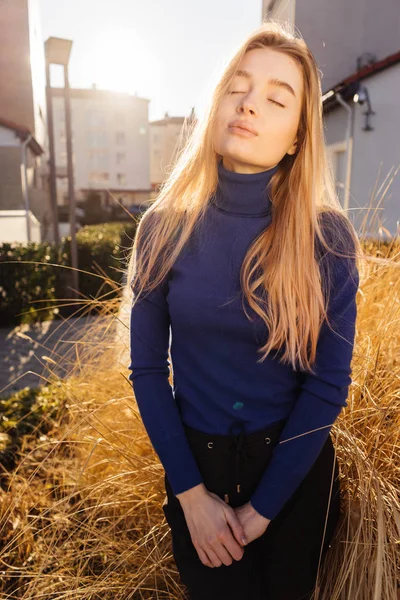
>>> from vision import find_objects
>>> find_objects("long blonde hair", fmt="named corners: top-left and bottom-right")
top-left (126, 19), bottom-right (363, 375)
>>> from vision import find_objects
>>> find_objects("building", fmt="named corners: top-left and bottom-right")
top-left (0, 116), bottom-right (49, 242)
top-left (262, 0), bottom-right (400, 238)
top-left (150, 109), bottom-right (197, 197)
top-left (51, 86), bottom-right (152, 214)
top-left (262, 0), bottom-right (295, 27)
top-left (0, 0), bottom-right (51, 242)
top-left (0, 0), bottom-right (47, 149)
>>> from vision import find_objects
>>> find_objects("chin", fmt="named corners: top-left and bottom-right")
top-left (223, 138), bottom-right (256, 157)
top-left (218, 142), bottom-right (243, 157)
top-left (222, 152), bottom-right (254, 168)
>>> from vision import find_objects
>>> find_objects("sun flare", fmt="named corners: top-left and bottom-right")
top-left (85, 26), bottom-right (160, 95)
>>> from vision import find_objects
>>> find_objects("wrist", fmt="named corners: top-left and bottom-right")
top-left (176, 482), bottom-right (208, 506)
top-left (248, 500), bottom-right (271, 525)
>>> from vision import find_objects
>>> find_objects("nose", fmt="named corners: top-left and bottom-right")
top-left (237, 93), bottom-right (258, 116)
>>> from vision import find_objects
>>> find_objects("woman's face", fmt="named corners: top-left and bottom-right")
top-left (213, 47), bottom-right (304, 174)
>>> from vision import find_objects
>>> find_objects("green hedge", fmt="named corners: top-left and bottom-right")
top-left (0, 384), bottom-right (68, 472)
top-left (0, 220), bottom-right (139, 326)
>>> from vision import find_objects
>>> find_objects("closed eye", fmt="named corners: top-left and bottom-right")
top-left (269, 99), bottom-right (285, 108)
top-left (229, 91), bottom-right (285, 108)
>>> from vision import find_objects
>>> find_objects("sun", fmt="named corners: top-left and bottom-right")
top-left (85, 26), bottom-right (161, 96)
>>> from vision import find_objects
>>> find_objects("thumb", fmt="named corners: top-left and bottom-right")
top-left (225, 508), bottom-right (247, 546)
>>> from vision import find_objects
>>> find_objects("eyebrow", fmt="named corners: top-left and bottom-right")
top-left (233, 69), bottom-right (297, 99)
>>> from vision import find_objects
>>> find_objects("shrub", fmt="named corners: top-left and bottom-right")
top-left (0, 220), bottom-right (139, 326)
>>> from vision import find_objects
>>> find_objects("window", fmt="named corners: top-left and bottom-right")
top-left (115, 111), bottom-right (126, 126)
top-left (117, 173), bottom-right (126, 185)
top-left (89, 171), bottom-right (110, 183)
top-left (116, 131), bottom-right (126, 145)
top-left (88, 149), bottom-right (109, 169)
top-left (327, 142), bottom-right (347, 208)
top-left (88, 131), bottom-right (108, 148)
top-left (86, 109), bottom-right (106, 127)
top-left (116, 152), bottom-right (126, 165)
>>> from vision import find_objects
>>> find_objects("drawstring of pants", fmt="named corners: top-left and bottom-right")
top-left (203, 420), bottom-right (275, 504)
top-left (228, 421), bottom-right (246, 496)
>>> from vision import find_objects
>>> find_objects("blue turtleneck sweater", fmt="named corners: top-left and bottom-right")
top-left (128, 160), bottom-right (359, 521)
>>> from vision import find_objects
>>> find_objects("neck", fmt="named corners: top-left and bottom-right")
top-left (211, 158), bottom-right (280, 217)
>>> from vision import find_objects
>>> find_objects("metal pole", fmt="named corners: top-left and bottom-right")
top-left (45, 60), bottom-right (59, 245)
top-left (335, 93), bottom-right (353, 212)
top-left (21, 134), bottom-right (33, 242)
top-left (63, 63), bottom-right (79, 297)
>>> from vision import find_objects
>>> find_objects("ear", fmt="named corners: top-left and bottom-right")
top-left (287, 137), bottom-right (298, 156)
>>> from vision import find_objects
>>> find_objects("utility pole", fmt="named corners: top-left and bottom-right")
top-left (63, 61), bottom-right (79, 295)
top-left (44, 52), bottom-right (59, 245)
top-left (44, 37), bottom-right (79, 297)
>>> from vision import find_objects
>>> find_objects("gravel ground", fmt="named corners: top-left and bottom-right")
top-left (0, 282), bottom-right (134, 398)
top-left (0, 314), bottom-right (118, 398)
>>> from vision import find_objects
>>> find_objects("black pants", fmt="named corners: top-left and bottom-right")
top-left (162, 418), bottom-right (341, 600)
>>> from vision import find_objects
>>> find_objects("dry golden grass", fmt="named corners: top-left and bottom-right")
top-left (0, 201), bottom-right (399, 599)
top-left (313, 239), bottom-right (400, 600)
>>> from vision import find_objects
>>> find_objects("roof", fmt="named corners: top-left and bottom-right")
top-left (50, 87), bottom-right (150, 103)
top-left (0, 116), bottom-right (44, 155)
top-left (150, 116), bottom-right (186, 126)
top-left (322, 49), bottom-right (400, 114)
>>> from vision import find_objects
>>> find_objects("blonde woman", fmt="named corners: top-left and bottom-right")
top-left (127, 20), bottom-right (361, 600)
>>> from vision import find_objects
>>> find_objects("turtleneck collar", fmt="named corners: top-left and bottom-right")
top-left (211, 158), bottom-right (280, 217)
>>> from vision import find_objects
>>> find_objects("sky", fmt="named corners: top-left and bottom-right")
top-left (38, 0), bottom-right (264, 122)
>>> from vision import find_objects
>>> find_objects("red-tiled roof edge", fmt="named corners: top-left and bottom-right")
top-left (329, 49), bottom-right (400, 92)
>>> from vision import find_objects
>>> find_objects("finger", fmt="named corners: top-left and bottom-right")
top-left (196, 545), bottom-right (214, 568)
top-left (205, 546), bottom-right (223, 568)
top-left (225, 508), bottom-right (247, 547)
top-left (218, 526), bottom-right (245, 563)
top-left (224, 535), bottom-right (246, 562)
top-left (207, 530), bottom-right (240, 567)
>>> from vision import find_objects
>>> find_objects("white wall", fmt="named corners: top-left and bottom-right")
top-left (0, 126), bottom-right (19, 147)
top-left (0, 211), bottom-right (41, 243)
top-left (325, 62), bottom-right (400, 238)
top-left (28, 0), bottom-right (47, 149)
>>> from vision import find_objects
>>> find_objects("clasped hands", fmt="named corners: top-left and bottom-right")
top-left (177, 485), bottom-right (271, 569)
top-left (233, 498), bottom-right (271, 546)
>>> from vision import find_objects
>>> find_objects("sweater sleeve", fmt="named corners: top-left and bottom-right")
top-left (249, 213), bottom-right (360, 521)
top-left (127, 213), bottom-right (204, 495)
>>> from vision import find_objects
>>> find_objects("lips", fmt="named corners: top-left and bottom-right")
top-left (228, 120), bottom-right (258, 135)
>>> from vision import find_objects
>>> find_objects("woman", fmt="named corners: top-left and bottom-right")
top-left (127, 20), bottom-right (361, 600)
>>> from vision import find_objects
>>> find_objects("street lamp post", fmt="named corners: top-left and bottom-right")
top-left (44, 52), bottom-right (59, 245)
top-left (44, 37), bottom-right (79, 297)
